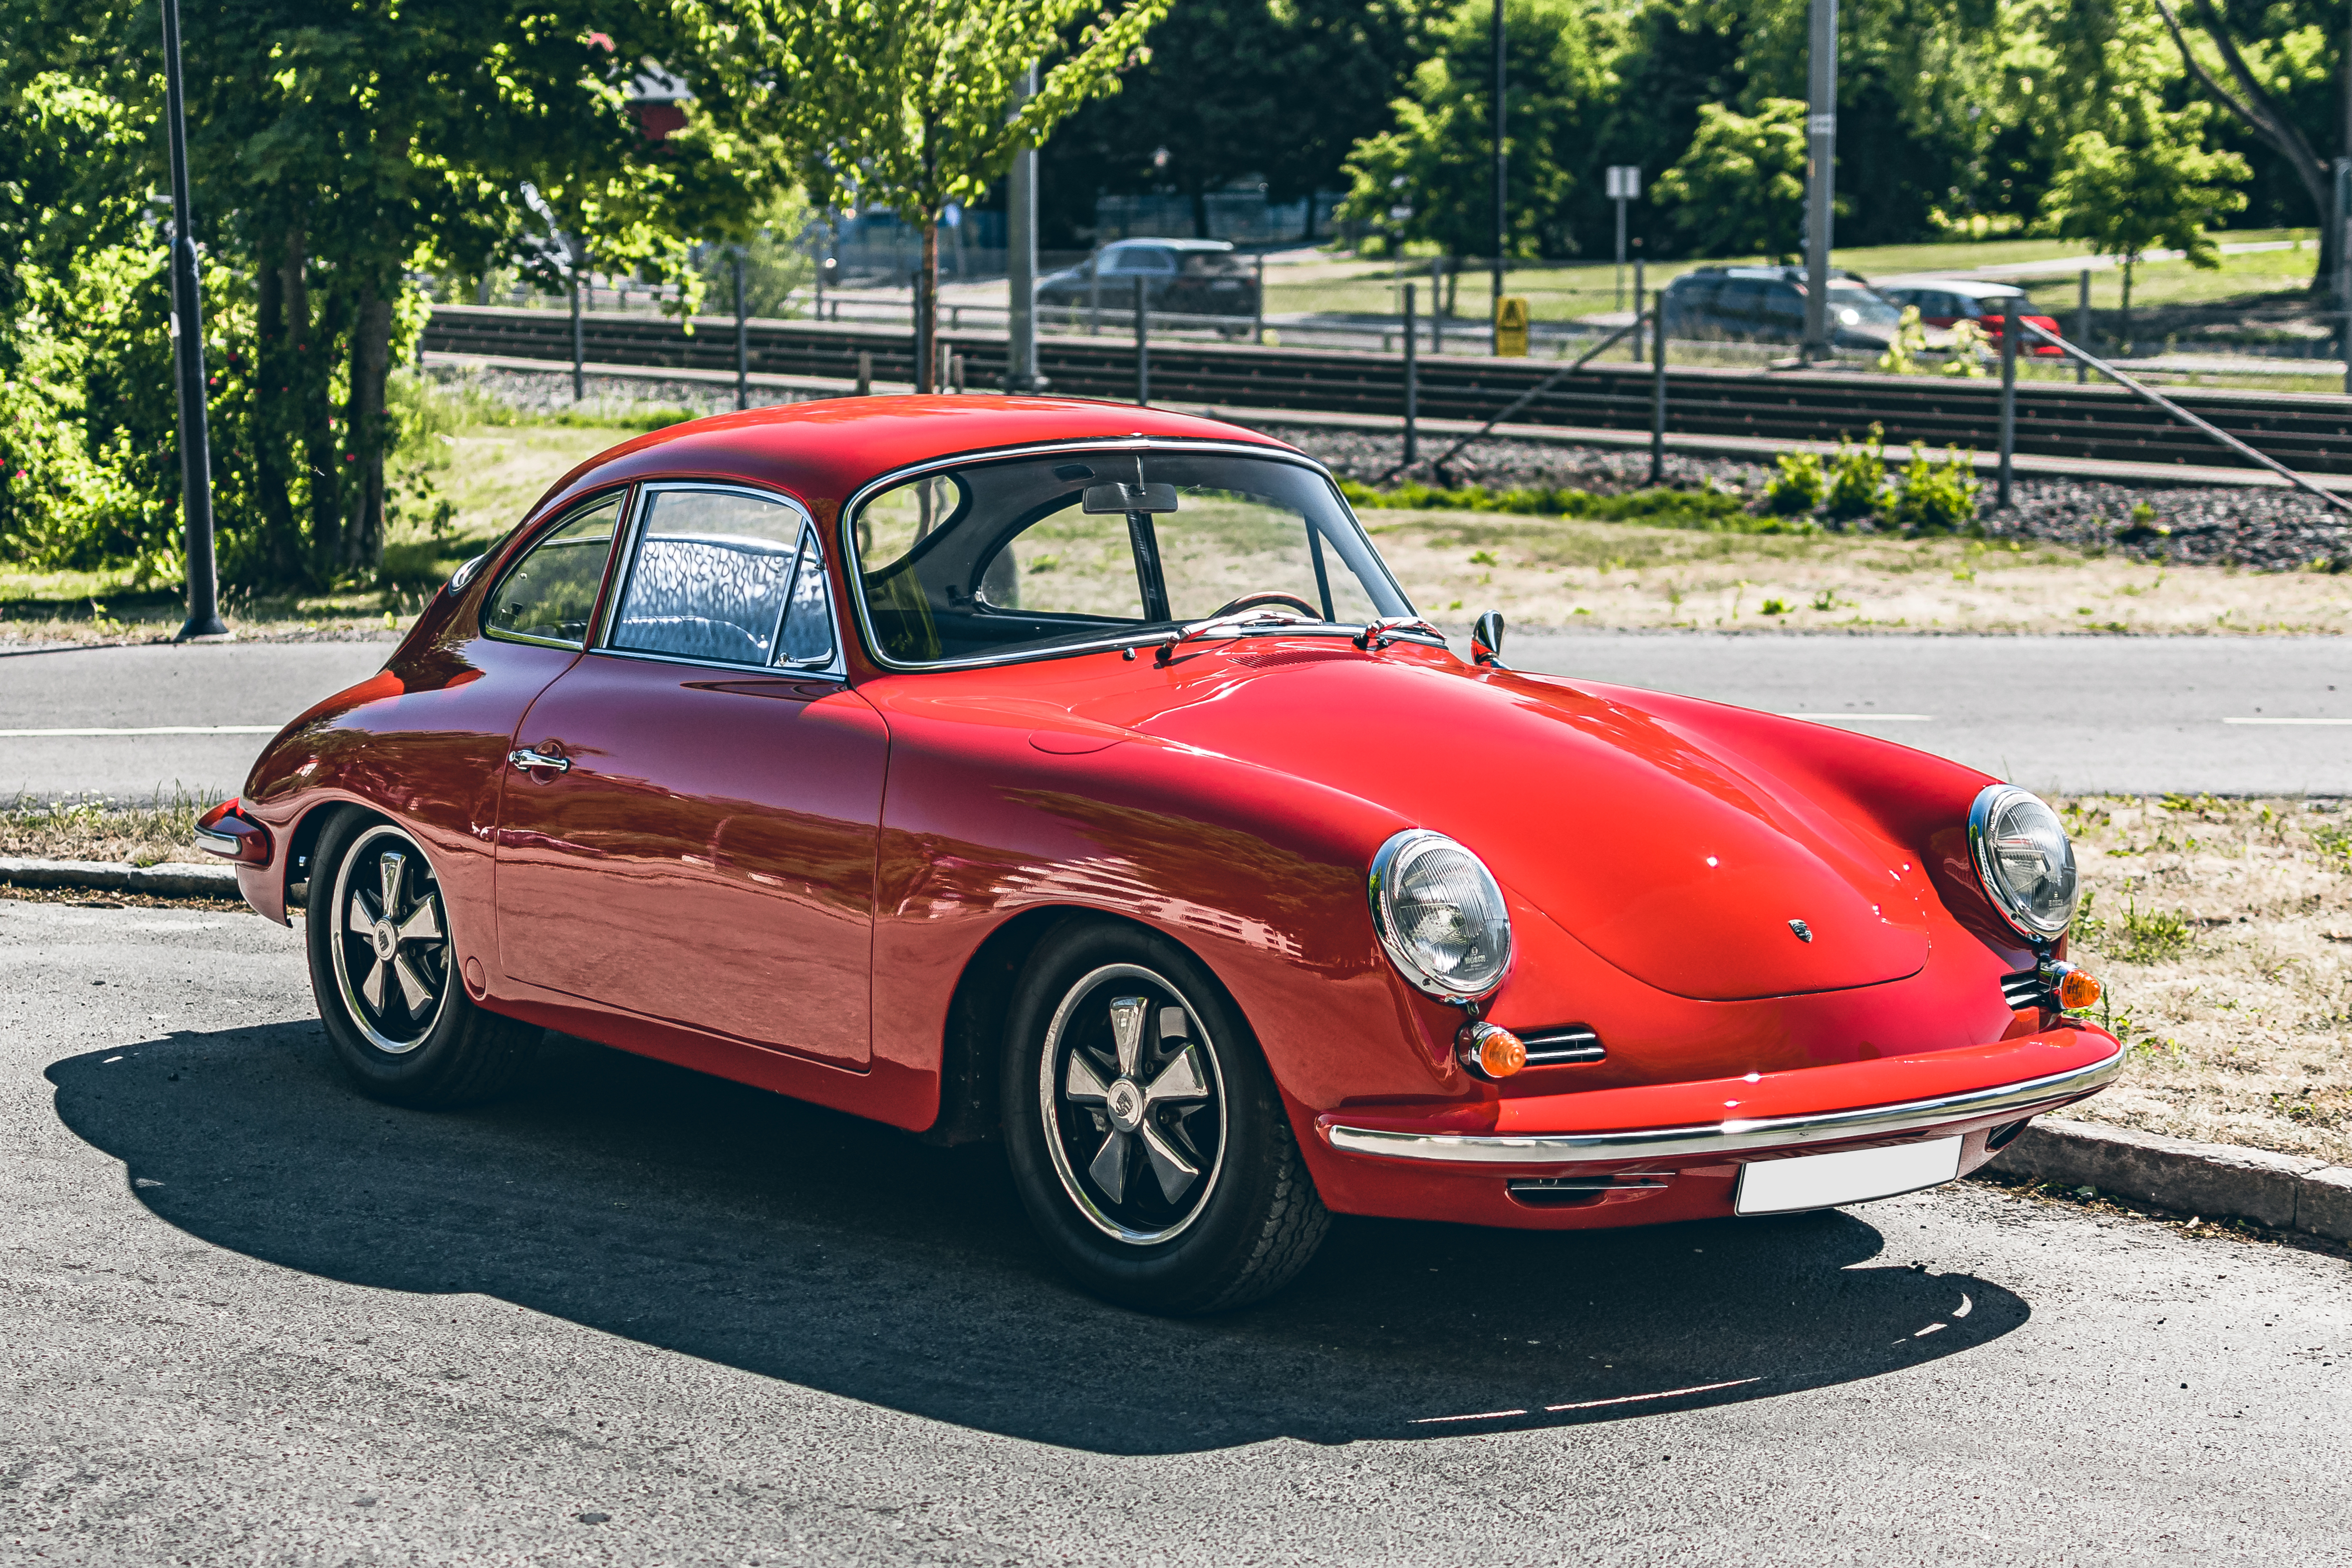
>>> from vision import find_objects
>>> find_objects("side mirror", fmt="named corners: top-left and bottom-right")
top-left (1470, 610), bottom-right (1506, 668)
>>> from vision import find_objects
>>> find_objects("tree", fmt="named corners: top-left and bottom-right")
top-left (2036, 91), bottom-right (2249, 344)
top-left (1336, 0), bottom-right (1601, 266)
top-left (696, 0), bottom-right (1168, 392)
top-left (1652, 97), bottom-right (1811, 261)
top-left (2148, 0), bottom-right (2346, 291)
top-left (1, 0), bottom-right (754, 589)
top-left (1037, 0), bottom-right (1434, 245)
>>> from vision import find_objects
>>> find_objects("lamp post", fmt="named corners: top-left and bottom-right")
top-left (161, 0), bottom-right (225, 640)
top-left (1006, 62), bottom-right (1046, 391)
top-left (1490, 0), bottom-right (1507, 321)
top-left (1800, 0), bottom-right (1839, 364)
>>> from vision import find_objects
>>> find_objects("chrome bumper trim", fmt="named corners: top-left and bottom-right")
top-left (191, 826), bottom-right (242, 859)
top-left (1325, 1041), bottom-right (2126, 1167)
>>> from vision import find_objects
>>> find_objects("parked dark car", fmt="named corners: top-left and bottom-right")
top-left (1661, 266), bottom-right (1911, 353)
top-left (1037, 239), bottom-right (1259, 327)
top-left (1878, 280), bottom-right (2065, 357)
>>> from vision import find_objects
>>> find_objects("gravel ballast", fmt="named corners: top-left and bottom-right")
top-left (1262, 423), bottom-right (2352, 574)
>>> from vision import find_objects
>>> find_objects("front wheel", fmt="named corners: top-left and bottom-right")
top-left (1001, 920), bottom-right (1329, 1314)
top-left (306, 811), bottom-right (539, 1107)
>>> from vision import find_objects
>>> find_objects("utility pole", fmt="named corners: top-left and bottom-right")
top-left (1005, 63), bottom-right (1046, 392)
top-left (2338, 154), bottom-right (2351, 396)
top-left (1800, 0), bottom-right (1839, 364)
top-left (732, 250), bottom-right (749, 411)
top-left (1491, 0), bottom-right (1506, 322)
top-left (161, 0), bottom-right (225, 640)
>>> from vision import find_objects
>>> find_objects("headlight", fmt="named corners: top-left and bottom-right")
top-left (1968, 785), bottom-right (2078, 939)
top-left (1368, 830), bottom-right (1512, 999)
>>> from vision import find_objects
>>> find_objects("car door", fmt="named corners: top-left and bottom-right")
top-left (494, 481), bottom-right (886, 1070)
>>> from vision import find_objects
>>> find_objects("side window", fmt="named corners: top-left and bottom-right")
top-left (608, 487), bottom-right (816, 667)
top-left (1138, 248), bottom-right (1180, 276)
top-left (1714, 280), bottom-right (1765, 324)
top-left (775, 531), bottom-right (836, 667)
top-left (1761, 284), bottom-right (1806, 324)
top-left (484, 495), bottom-right (621, 647)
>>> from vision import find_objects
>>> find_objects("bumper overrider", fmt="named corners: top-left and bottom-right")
top-left (1309, 1027), bottom-right (2122, 1226)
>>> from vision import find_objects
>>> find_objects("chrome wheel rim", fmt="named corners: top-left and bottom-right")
top-left (1038, 963), bottom-right (1228, 1245)
top-left (329, 825), bottom-right (454, 1056)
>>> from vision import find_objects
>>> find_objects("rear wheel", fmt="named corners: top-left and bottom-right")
top-left (306, 811), bottom-right (539, 1107)
top-left (1001, 919), bottom-right (1328, 1314)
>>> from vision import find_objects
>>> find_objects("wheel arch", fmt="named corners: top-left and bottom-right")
top-left (281, 797), bottom-right (384, 913)
top-left (919, 903), bottom-right (1254, 1148)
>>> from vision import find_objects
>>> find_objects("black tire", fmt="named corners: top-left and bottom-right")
top-left (305, 809), bottom-right (540, 1108)
top-left (1001, 918), bottom-right (1329, 1314)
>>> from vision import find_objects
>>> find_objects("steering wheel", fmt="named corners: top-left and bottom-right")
top-left (1209, 592), bottom-right (1322, 621)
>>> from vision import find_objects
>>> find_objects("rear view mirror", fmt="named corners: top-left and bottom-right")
top-left (1083, 481), bottom-right (1180, 514)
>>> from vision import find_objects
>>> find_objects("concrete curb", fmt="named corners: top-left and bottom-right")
top-left (1984, 1118), bottom-right (2352, 1245)
top-left (0, 856), bottom-right (242, 898)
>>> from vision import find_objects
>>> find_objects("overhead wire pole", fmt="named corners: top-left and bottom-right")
top-left (1800, 0), bottom-right (1838, 364)
top-left (1491, 0), bottom-right (1506, 329)
top-left (160, 0), bottom-right (225, 640)
top-left (732, 250), bottom-right (749, 411)
top-left (1005, 62), bottom-right (1045, 392)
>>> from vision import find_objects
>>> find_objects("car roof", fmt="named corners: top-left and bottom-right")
top-left (1888, 278), bottom-right (2025, 299)
top-left (526, 396), bottom-right (1294, 525)
top-left (1105, 237), bottom-right (1235, 252)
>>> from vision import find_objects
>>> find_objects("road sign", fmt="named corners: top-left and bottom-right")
top-left (1606, 165), bottom-right (1641, 200)
top-left (1494, 295), bottom-right (1529, 357)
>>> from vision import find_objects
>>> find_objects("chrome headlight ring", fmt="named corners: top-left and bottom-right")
top-left (1968, 783), bottom-right (2079, 941)
top-left (1368, 830), bottom-right (1513, 1001)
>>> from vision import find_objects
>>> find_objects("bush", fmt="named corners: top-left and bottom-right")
top-left (1876, 306), bottom-right (1928, 375)
top-left (1761, 450), bottom-right (1825, 514)
top-left (1824, 422), bottom-right (1886, 518)
top-left (1884, 449), bottom-right (1981, 534)
top-left (1941, 319), bottom-right (1990, 377)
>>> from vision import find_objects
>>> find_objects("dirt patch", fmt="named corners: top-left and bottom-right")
top-left (2054, 795), bottom-right (2352, 1166)
top-left (1358, 506), bottom-right (2352, 634)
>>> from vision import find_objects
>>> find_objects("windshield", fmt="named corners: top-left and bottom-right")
top-left (1828, 283), bottom-right (1904, 327)
top-left (847, 448), bottom-right (1412, 668)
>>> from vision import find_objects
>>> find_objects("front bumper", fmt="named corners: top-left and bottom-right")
top-left (1301, 1025), bottom-right (2121, 1230)
top-left (1326, 1037), bottom-right (2123, 1167)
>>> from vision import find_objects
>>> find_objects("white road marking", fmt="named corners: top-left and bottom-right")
top-left (2220, 717), bottom-right (2352, 726)
top-left (0, 725), bottom-right (280, 737)
top-left (1779, 713), bottom-right (1935, 723)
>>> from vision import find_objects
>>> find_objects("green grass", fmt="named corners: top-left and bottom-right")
top-left (1337, 476), bottom-right (1804, 533)
top-left (1265, 228), bottom-right (2322, 324)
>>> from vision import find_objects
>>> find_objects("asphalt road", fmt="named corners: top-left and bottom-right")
top-left (5, 901), bottom-right (2348, 1564)
top-left (1, 633), bottom-right (2346, 803)
top-left (1, 640), bottom-right (393, 804)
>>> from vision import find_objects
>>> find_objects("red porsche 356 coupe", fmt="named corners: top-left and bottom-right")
top-left (198, 396), bottom-right (2116, 1313)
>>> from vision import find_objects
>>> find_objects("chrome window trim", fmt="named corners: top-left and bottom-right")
top-left (1323, 1038), bottom-right (2126, 1168)
top-left (592, 479), bottom-right (847, 681)
top-left (836, 437), bottom-right (1420, 674)
top-left (479, 486), bottom-right (634, 652)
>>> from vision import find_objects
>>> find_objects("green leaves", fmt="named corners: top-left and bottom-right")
top-left (1652, 98), bottom-right (1811, 264)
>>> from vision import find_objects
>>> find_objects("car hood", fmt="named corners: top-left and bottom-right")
top-left (1084, 644), bottom-right (1932, 1002)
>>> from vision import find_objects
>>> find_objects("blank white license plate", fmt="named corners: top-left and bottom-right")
top-left (1734, 1136), bottom-right (1964, 1215)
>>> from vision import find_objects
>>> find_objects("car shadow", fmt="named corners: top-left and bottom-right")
top-left (48, 1023), bottom-right (2030, 1456)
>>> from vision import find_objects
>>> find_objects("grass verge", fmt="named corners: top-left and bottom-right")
top-left (2053, 796), bottom-right (2352, 1167)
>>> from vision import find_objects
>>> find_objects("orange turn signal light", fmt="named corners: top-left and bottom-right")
top-left (2055, 967), bottom-right (2103, 1012)
top-left (1458, 1021), bottom-right (1526, 1080)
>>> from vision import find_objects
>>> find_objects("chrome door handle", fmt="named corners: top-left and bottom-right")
top-left (508, 746), bottom-right (571, 774)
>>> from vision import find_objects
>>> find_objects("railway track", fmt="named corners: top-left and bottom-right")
top-left (424, 305), bottom-right (2352, 476)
